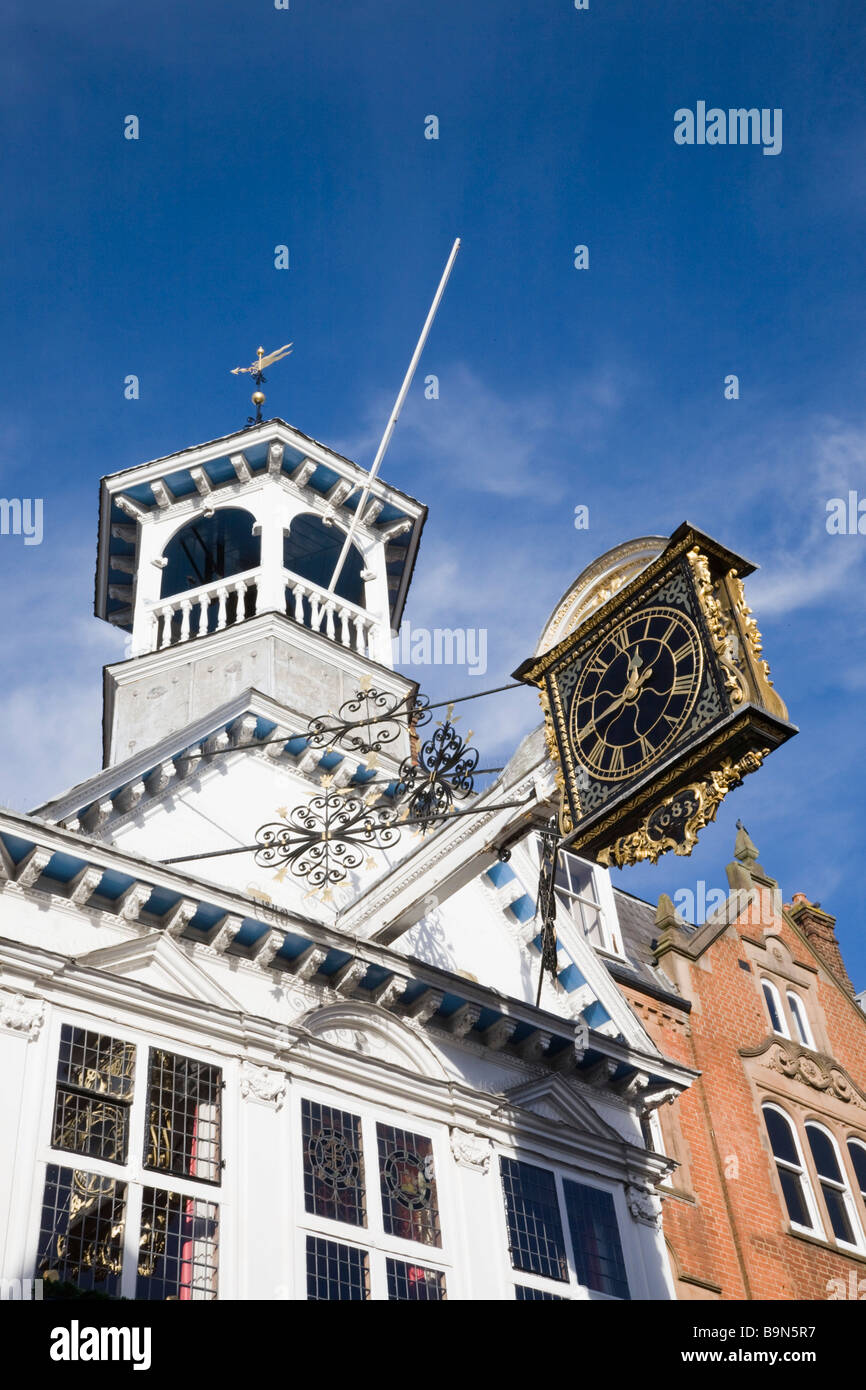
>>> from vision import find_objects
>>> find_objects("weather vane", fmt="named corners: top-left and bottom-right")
top-left (230, 342), bottom-right (293, 425)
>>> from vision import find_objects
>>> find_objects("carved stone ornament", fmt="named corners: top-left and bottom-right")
top-left (597, 749), bottom-right (769, 869)
top-left (0, 990), bottom-right (45, 1041)
top-left (687, 547), bottom-right (748, 705)
top-left (239, 1061), bottom-right (288, 1110)
top-left (763, 1042), bottom-right (866, 1109)
top-left (449, 1128), bottom-right (493, 1174)
top-left (626, 1183), bottom-right (662, 1228)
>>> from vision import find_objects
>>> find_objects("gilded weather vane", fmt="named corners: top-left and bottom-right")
top-left (230, 342), bottom-right (293, 425)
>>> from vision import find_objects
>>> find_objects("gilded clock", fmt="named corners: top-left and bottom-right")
top-left (570, 606), bottom-right (703, 782)
top-left (514, 524), bottom-right (797, 868)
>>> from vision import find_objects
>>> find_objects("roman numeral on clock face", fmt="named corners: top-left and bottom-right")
top-left (608, 746), bottom-right (625, 775)
top-left (672, 640), bottom-right (694, 663)
top-left (672, 674), bottom-right (693, 695)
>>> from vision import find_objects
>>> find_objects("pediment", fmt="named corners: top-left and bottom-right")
top-left (301, 1000), bottom-right (449, 1080)
top-left (76, 931), bottom-right (241, 1009)
top-left (501, 1074), bottom-right (624, 1140)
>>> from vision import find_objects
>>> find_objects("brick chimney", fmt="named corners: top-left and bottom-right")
top-left (787, 894), bottom-right (855, 998)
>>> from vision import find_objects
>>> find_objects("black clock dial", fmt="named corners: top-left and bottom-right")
top-left (569, 606), bottom-right (703, 781)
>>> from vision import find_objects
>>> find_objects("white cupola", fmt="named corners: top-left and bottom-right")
top-left (94, 419), bottom-right (426, 767)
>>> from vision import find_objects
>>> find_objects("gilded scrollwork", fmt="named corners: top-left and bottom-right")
top-left (596, 748), bottom-right (769, 869)
top-left (687, 547), bottom-right (747, 706)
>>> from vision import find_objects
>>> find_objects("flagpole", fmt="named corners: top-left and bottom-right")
top-left (326, 237), bottom-right (461, 594)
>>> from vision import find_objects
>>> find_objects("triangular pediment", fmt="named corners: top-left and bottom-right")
top-left (77, 931), bottom-right (241, 1009)
top-left (501, 1074), bottom-right (624, 1140)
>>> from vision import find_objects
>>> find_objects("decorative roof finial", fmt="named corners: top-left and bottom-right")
top-left (733, 819), bottom-right (760, 865)
top-left (230, 342), bottom-right (293, 426)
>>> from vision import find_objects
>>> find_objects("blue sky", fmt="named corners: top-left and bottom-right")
top-left (1, 0), bottom-right (865, 982)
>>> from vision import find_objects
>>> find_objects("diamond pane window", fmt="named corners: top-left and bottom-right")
top-left (499, 1157), bottom-right (568, 1282)
top-left (144, 1049), bottom-right (222, 1184)
top-left (515, 1284), bottom-right (568, 1300)
top-left (563, 1179), bottom-right (630, 1299)
top-left (306, 1236), bottom-right (370, 1300)
top-left (36, 1164), bottom-right (126, 1295)
top-left (302, 1099), bottom-right (366, 1226)
top-left (52, 1025), bottom-right (135, 1165)
top-left (377, 1123), bottom-right (441, 1247)
top-left (386, 1257), bottom-right (446, 1301)
top-left (136, 1188), bottom-right (219, 1300)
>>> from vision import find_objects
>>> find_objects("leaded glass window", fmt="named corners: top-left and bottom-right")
top-left (386, 1258), bottom-right (446, 1301)
top-left (37, 1164), bottom-right (127, 1295)
top-left (144, 1049), bottom-right (222, 1183)
top-left (515, 1284), bottom-right (568, 1300)
top-left (563, 1179), bottom-right (630, 1299)
top-left (137, 1188), bottom-right (219, 1300)
top-left (306, 1236), bottom-right (370, 1300)
top-left (500, 1157), bottom-right (568, 1281)
top-left (302, 1099), bottom-right (366, 1226)
top-left (377, 1123), bottom-right (441, 1247)
top-left (52, 1025), bottom-right (135, 1165)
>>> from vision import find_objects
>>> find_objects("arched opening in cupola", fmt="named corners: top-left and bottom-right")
top-left (157, 508), bottom-right (260, 645)
top-left (284, 513), bottom-right (366, 609)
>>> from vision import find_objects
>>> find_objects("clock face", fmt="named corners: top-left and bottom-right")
top-left (569, 606), bottom-right (703, 782)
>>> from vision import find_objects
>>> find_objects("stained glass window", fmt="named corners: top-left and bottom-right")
top-left (563, 1179), bottom-right (630, 1299)
top-left (144, 1049), bottom-right (222, 1184)
top-left (136, 1188), bottom-right (219, 1300)
top-left (306, 1236), bottom-right (370, 1300)
top-left (499, 1157), bottom-right (568, 1281)
top-left (377, 1123), bottom-right (441, 1247)
top-left (386, 1258), bottom-right (446, 1301)
top-left (36, 1164), bottom-right (127, 1295)
top-left (302, 1099), bottom-right (366, 1226)
top-left (52, 1025), bottom-right (135, 1165)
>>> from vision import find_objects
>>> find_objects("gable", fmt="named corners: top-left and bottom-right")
top-left (77, 931), bottom-right (242, 1009)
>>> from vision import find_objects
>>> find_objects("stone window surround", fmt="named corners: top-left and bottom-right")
top-left (761, 1099), bottom-right (866, 1255)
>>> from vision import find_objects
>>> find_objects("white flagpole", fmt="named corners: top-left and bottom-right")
top-left (326, 237), bottom-right (461, 594)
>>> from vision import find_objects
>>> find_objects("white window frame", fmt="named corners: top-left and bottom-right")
top-left (761, 979), bottom-right (789, 1038)
top-left (27, 1012), bottom-right (227, 1301)
top-left (554, 849), bottom-right (624, 959)
top-left (762, 1102), bottom-right (824, 1238)
top-left (847, 1136), bottom-right (866, 1212)
top-left (292, 1084), bottom-right (455, 1301)
top-left (786, 990), bottom-right (815, 1049)
top-left (495, 1149), bottom-right (634, 1301)
top-left (805, 1121), bottom-right (866, 1254)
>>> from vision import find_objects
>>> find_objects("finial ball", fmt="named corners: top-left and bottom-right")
top-left (252, 391), bottom-right (266, 406)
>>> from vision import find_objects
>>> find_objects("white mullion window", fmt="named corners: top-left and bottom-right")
top-left (786, 991), bottom-right (815, 1049)
top-left (32, 1015), bottom-right (223, 1301)
top-left (296, 1089), bottom-right (450, 1300)
top-left (498, 1152), bottom-right (632, 1301)
top-left (805, 1122), bottom-right (865, 1253)
top-left (762, 1103), bottom-right (823, 1237)
top-left (847, 1138), bottom-right (866, 1218)
top-left (761, 980), bottom-right (789, 1038)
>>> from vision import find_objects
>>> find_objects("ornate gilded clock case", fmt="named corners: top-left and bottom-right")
top-left (514, 523), bottom-right (796, 869)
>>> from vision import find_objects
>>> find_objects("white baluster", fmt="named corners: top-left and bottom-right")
top-left (149, 611), bottom-right (159, 653)
top-left (234, 579), bottom-right (247, 625)
top-left (179, 599), bottom-right (192, 643)
top-left (292, 583), bottom-right (305, 625)
top-left (310, 594), bottom-right (323, 634)
top-left (159, 604), bottom-right (174, 650)
top-left (354, 614), bottom-right (366, 654)
top-left (339, 607), bottom-right (351, 647)
top-left (325, 601), bottom-right (336, 641)
top-left (216, 586), bottom-right (228, 631)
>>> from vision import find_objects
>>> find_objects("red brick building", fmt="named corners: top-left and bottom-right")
top-left (611, 824), bottom-right (866, 1301)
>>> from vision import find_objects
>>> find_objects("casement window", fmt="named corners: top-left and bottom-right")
top-left (805, 1124), bottom-right (864, 1251)
top-left (761, 980), bottom-right (789, 1038)
top-left (299, 1095), bottom-right (449, 1300)
top-left (762, 1104), bottom-right (822, 1235)
top-left (786, 991), bottom-right (815, 1049)
top-left (35, 1022), bottom-right (223, 1300)
top-left (554, 852), bottom-right (622, 956)
top-left (499, 1156), bottom-right (630, 1300)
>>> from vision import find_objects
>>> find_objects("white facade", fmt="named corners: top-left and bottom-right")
top-left (0, 420), bottom-right (692, 1301)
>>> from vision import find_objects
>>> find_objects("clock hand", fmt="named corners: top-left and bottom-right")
top-left (576, 664), bottom-right (656, 744)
